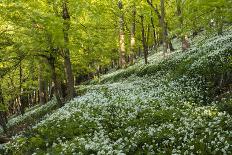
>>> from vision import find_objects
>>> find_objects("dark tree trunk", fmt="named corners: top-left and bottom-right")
top-left (62, 0), bottom-right (75, 101)
top-left (47, 54), bottom-right (63, 107)
top-left (140, 15), bottom-right (148, 64)
top-left (0, 84), bottom-right (7, 133)
top-left (138, 47), bottom-right (142, 57)
top-left (150, 16), bottom-right (157, 48)
top-left (0, 136), bottom-right (10, 144)
top-left (20, 93), bottom-right (28, 115)
top-left (19, 60), bottom-right (25, 115)
top-left (147, 0), bottom-right (168, 55)
top-left (168, 41), bottom-right (175, 52)
top-left (149, 1), bottom-right (157, 48)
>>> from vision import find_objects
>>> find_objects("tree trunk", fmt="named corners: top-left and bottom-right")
top-left (147, 24), bottom-right (150, 50)
top-left (140, 15), bottom-right (148, 64)
top-left (47, 55), bottom-right (63, 107)
top-left (118, 0), bottom-right (126, 68)
top-left (160, 0), bottom-right (168, 56)
top-left (48, 81), bottom-right (53, 100)
top-left (168, 41), bottom-right (175, 52)
top-left (20, 93), bottom-right (28, 115)
top-left (62, 0), bottom-right (75, 101)
top-left (149, 0), bottom-right (157, 48)
top-left (0, 84), bottom-right (7, 133)
top-left (176, 0), bottom-right (189, 51)
top-left (150, 15), bottom-right (157, 48)
top-left (19, 60), bottom-right (26, 115)
top-left (182, 35), bottom-right (190, 51)
top-left (130, 3), bottom-right (136, 65)
top-left (0, 136), bottom-right (10, 144)
top-left (147, 0), bottom-right (168, 55)
top-left (38, 58), bottom-right (47, 104)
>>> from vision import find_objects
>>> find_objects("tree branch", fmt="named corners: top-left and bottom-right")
top-left (147, 0), bottom-right (162, 19)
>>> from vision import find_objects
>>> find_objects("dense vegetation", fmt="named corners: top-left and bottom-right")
top-left (0, 0), bottom-right (232, 154)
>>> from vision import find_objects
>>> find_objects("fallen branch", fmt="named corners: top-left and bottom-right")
top-left (0, 136), bottom-right (10, 144)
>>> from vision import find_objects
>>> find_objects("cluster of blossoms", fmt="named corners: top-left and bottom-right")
top-left (3, 73), bottom-right (232, 154)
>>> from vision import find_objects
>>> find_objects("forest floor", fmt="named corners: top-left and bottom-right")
top-left (1, 30), bottom-right (232, 154)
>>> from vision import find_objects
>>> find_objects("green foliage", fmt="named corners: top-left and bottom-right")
top-left (0, 103), bottom-right (7, 112)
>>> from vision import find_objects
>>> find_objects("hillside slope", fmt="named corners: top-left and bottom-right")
top-left (1, 31), bottom-right (232, 154)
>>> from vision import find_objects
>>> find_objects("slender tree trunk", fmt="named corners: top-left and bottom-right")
top-left (48, 81), bottom-right (52, 100)
top-left (147, 24), bottom-right (150, 49)
top-left (48, 54), bottom-right (63, 107)
top-left (149, 0), bottom-right (157, 48)
top-left (130, 3), bottom-right (136, 65)
top-left (62, 0), bottom-right (75, 101)
top-left (138, 47), bottom-right (142, 57)
top-left (118, 0), bottom-right (126, 68)
top-left (160, 0), bottom-right (168, 56)
top-left (150, 15), bottom-right (157, 48)
top-left (140, 15), bottom-right (148, 64)
top-left (38, 59), bottom-right (47, 104)
top-left (176, 0), bottom-right (189, 51)
top-left (147, 0), bottom-right (169, 55)
top-left (19, 60), bottom-right (26, 115)
top-left (168, 40), bottom-right (175, 52)
top-left (46, 30), bottom-right (64, 107)
top-left (0, 84), bottom-right (7, 134)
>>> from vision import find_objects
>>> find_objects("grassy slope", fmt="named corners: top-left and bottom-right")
top-left (1, 30), bottom-right (232, 154)
top-left (0, 100), bottom-right (57, 136)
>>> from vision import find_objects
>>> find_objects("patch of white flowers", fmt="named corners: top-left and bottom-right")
top-left (4, 73), bottom-right (232, 154)
top-left (6, 99), bottom-right (57, 129)
top-left (2, 30), bottom-right (232, 154)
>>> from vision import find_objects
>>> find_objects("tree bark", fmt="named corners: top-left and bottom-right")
top-left (150, 15), bottom-right (157, 48)
top-left (168, 40), bottom-right (175, 52)
top-left (0, 136), bottom-right (10, 144)
top-left (47, 54), bottom-right (63, 107)
top-left (19, 59), bottom-right (26, 115)
top-left (118, 0), bottom-right (126, 68)
top-left (147, 0), bottom-right (168, 55)
top-left (62, 0), bottom-right (75, 101)
top-left (176, 0), bottom-right (189, 51)
top-left (0, 84), bottom-right (7, 133)
top-left (38, 58), bottom-right (47, 104)
top-left (140, 15), bottom-right (148, 64)
top-left (130, 3), bottom-right (136, 65)
top-left (160, 0), bottom-right (168, 56)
